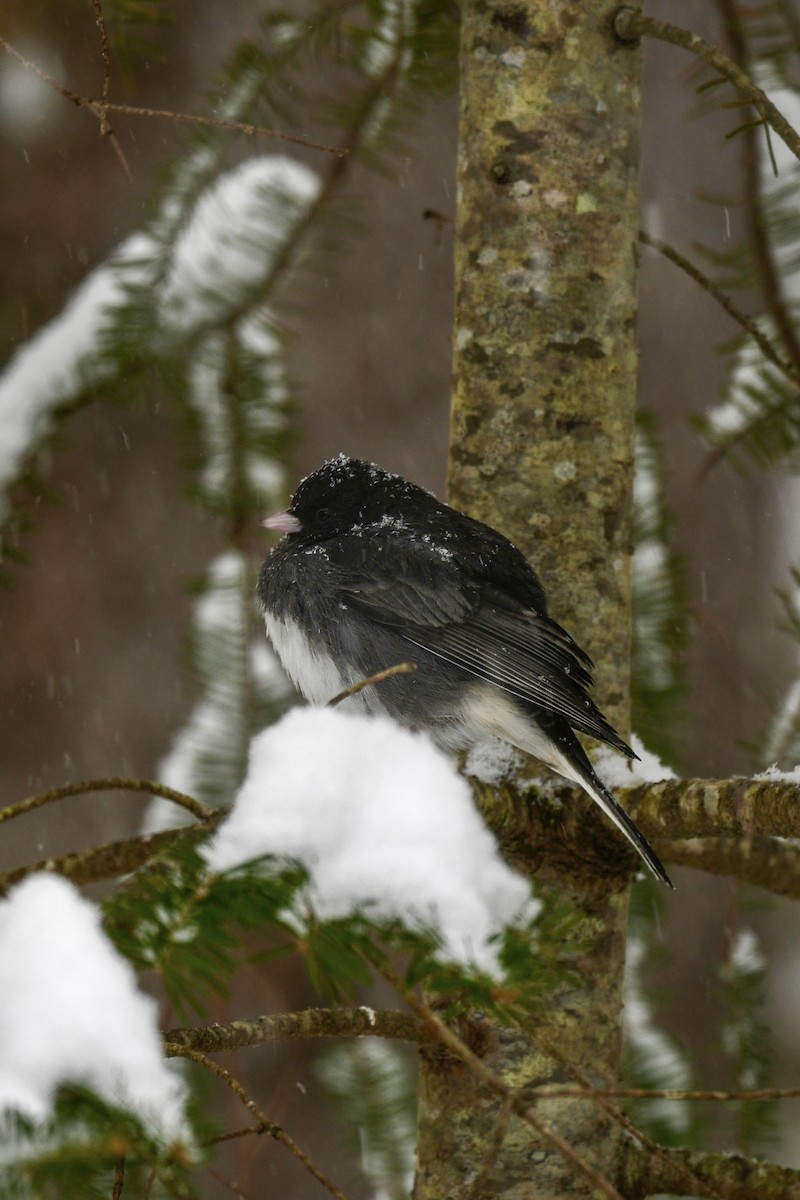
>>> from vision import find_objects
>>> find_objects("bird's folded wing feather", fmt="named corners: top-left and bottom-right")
top-left (321, 530), bottom-right (633, 756)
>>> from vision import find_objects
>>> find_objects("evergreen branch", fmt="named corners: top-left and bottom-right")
top-left (639, 230), bottom-right (799, 387)
top-left (164, 1006), bottom-right (427, 1053)
top-left (0, 776), bottom-right (212, 826)
top-left (0, 813), bottom-right (222, 896)
top-left (716, 0), bottom-right (800, 375)
top-left (165, 1044), bottom-right (352, 1200)
top-left (363, 950), bottom-right (628, 1200)
top-left (621, 1138), bottom-right (800, 1199)
top-left (186, 35), bottom-right (410, 348)
top-left (92, 100), bottom-right (345, 156)
top-left (613, 9), bottom-right (800, 167)
top-left (664, 834), bottom-right (800, 899)
top-left (0, 36), bottom-right (343, 158)
top-left (696, 370), bottom-right (800, 479)
top-left (621, 774), bottom-right (800, 843)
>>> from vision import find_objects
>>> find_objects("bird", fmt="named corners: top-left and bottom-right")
top-left (258, 454), bottom-right (673, 888)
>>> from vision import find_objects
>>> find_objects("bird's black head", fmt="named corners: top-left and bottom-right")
top-left (287, 455), bottom-right (412, 538)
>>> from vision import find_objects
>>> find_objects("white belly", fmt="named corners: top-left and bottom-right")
top-left (264, 613), bottom-right (349, 705)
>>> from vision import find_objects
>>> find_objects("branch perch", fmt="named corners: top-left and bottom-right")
top-left (164, 1006), bottom-right (428, 1053)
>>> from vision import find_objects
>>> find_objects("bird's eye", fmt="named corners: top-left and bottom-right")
top-left (316, 506), bottom-right (332, 522)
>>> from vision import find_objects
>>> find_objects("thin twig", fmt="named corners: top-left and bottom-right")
top-left (112, 1159), bottom-right (125, 1200)
top-left (0, 777), bottom-right (213, 826)
top-left (93, 101), bottom-right (346, 156)
top-left (639, 230), bottom-right (800, 387)
top-left (0, 36), bottom-right (343, 158)
top-left (328, 662), bottom-right (417, 707)
top-left (165, 1044), bottom-right (352, 1200)
top-left (0, 812), bottom-right (222, 896)
top-left (87, 0), bottom-right (133, 178)
top-left (90, 0), bottom-right (112, 104)
top-left (532, 1083), bottom-right (800, 1103)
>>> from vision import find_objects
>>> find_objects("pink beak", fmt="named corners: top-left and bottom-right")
top-left (262, 510), bottom-right (303, 534)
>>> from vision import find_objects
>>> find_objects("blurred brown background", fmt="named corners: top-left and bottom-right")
top-left (1, 0), bottom-right (799, 1190)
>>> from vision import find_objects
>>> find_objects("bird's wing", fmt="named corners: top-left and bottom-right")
top-left (403, 604), bottom-right (632, 755)
top-left (323, 530), bottom-right (632, 756)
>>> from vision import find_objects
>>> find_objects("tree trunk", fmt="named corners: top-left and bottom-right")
top-left (415, 3), bottom-right (642, 1196)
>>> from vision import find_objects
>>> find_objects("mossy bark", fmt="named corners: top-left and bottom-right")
top-left (416, 3), bottom-right (643, 1197)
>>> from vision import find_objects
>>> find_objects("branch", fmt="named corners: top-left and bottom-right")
top-left (715, 0), bottom-right (800, 374)
top-left (0, 813), bottom-right (222, 896)
top-left (0, 777), bottom-right (212, 826)
top-left (665, 834), bottom-right (800, 899)
top-left (639, 231), bottom-right (800, 388)
top-left (166, 1044), bottom-right (352, 1200)
top-left (621, 1138), bottom-right (800, 1199)
top-left (164, 1006), bottom-right (428, 1053)
top-left (623, 775), bottom-right (800, 842)
top-left (0, 36), bottom-right (343, 159)
top-left (328, 662), bottom-right (417, 707)
top-left (613, 9), bottom-right (800, 166)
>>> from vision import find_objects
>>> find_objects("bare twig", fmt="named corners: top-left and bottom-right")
top-left (112, 1159), bottom-right (125, 1200)
top-left (90, 0), bottom-right (112, 104)
top-left (328, 662), bottom-right (417, 707)
top-left (0, 812), bottom-right (222, 896)
top-left (0, 776), bottom-right (212, 826)
top-left (639, 230), bottom-right (800, 388)
top-left (165, 1044), bottom-right (352, 1200)
top-left (0, 36), bottom-right (343, 158)
top-left (86, 0), bottom-right (133, 178)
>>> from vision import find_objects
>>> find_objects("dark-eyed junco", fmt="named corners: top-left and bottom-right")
top-left (258, 454), bottom-right (672, 887)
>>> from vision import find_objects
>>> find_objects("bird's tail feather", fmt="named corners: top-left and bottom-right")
top-left (571, 760), bottom-right (673, 888)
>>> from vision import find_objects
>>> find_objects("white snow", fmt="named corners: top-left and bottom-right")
top-left (158, 156), bottom-right (320, 335)
top-left (187, 318), bottom-right (286, 503)
top-left (464, 737), bottom-right (523, 785)
top-left (705, 77), bottom-right (800, 439)
top-left (0, 874), bottom-right (186, 1135)
top-left (203, 707), bottom-right (537, 972)
top-left (0, 232), bottom-right (155, 513)
top-left (146, 552), bottom-right (292, 832)
top-left (624, 934), bottom-right (691, 1134)
top-left (729, 927), bottom-right (765, 975)
top-left (755, 760), bottom-right (800, 784)
top-left (594, 733), bottom-right (676, 789)
top-left (0, 154), bottom-right (317, 518)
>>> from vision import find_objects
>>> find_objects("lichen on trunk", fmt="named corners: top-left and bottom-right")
top-left (415, 3), bottom-right (643, 1197)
